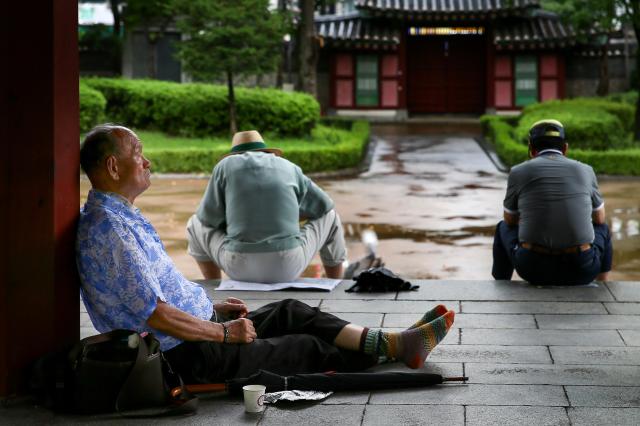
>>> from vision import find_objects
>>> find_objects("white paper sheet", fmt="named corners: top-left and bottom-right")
top-left (216, 278), bottom-right (341, 292)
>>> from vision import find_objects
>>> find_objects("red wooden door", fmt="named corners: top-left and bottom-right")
top-left (407, 36), bottom-right (486, 113)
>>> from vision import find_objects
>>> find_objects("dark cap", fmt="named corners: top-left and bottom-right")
top-left (529, 119), bottom-right (565, 142)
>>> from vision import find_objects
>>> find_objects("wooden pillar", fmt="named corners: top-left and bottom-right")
top-left (1, 0), bottom-right (80, 396)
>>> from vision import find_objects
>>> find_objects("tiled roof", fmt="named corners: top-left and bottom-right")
top-left (316, 16), bottom-right (401, 48)
top-left (355, 0), bottom-right (539, 15)
top-left (494, 14), bottom-right (575, 49)
top-left (316, 13), bottom-right (574, 49)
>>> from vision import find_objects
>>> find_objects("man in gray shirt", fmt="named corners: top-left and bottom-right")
top-left (492, 119), bottom-right (613, 285)
top-left (187, 130), bottom-right (346, 283)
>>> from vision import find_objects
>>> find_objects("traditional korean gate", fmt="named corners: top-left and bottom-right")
top-left (407, 35), bottom-right (486, 114)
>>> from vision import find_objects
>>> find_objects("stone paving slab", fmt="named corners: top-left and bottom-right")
top-left (566, 386), bottom-right (640, 408)
top-left (536, 314), bottom-right (640, 329)
top-left (428, 345), bottom-right (552, 364)
top-left (260, 404), bottom-right (364, 425)
top-left (550, 346), bottom-right (640, 365)
top-left (201, 280), bottom-right (397, 300)
top-left (319, 299), bottom-right (459, 313)
top-left (362, 405), bottom-right (464, 425)
top-left (619, 330), bottom-right (640, 346)
top-left (462, 329), bottom-right (626, 346)
top-left (396, 280), bottom-right (614, 302)
top-left (12, 279), bottom-right (640, 425)
top-left (466, 406), bottom-right (570, 426)
top-left (384, 313), bottom-right (536, 329)
top-left (369, 384), bottom-right (568, 406)
top-left (568, 407), bottom-right (640, 426)
top-left (462, 301), bottom-right (607, 314)
top-left (605, 282), bottom-right (640, 302)
top-left (604, 302), bottom-right (640, 314)
top-left (465, 363), bottom-right (640, 386)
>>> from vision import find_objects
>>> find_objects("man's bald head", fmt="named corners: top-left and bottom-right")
top-left (80, 124), bottom-right (136, 181)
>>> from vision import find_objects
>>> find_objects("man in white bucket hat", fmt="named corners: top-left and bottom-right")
top-left (186, 130), bottom-right (346, 283)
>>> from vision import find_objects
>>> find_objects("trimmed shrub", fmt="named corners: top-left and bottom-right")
top-left (82, 78), bottom-right (320, 137)
top-left (143, 121), bottom-right (370, 174)
top-left (480, 115), bottom-right (528, 166)
top-left (607, 91), bottom-right (638, 106)
top-left (79, 82), bottom-right (106, 132)
top-left (514, 98), bottom-right (635, 150)
top-left (482, 114), bottom-right (640, 176)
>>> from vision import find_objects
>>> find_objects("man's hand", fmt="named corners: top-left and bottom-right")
top-left (224, 318), bottom-right (256, 344)
top-left (504, 211), bottom-right (519, 227)
top-left (215, 297), bottom-right (249, 320)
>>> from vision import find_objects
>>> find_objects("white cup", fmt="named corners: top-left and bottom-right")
top-left (242, 384), bottom-right (266, 413)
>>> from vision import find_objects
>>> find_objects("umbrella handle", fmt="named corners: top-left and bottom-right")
top-left (443, 376), bottom-right (468, 382)
top-left (170, 383), bottom-right (227, 398)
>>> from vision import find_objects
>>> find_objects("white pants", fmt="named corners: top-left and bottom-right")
top-left (186, 210), bottom-right (347, 283)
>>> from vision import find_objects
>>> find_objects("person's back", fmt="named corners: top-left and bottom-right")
top-left (187, 130), bottom-right (346, 283)
top-left (506, 152), bottom-right (601, 248)
top-left (197, 152), bottom-right (322, 252)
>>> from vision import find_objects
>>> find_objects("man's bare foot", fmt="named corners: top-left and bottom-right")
top-left (596, 272), bottom-right (609, 281)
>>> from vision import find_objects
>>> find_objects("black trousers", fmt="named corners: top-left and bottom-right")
top-left (492, 221), bottom-right (613, 286)
top-left (164, 299), bottom-right (377, 383)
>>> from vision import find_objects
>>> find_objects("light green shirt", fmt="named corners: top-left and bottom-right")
top-left (196, 151), bottom-right (334, 253)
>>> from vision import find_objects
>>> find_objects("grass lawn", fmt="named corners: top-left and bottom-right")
top-left (134, 121), bottom-right (370, 174)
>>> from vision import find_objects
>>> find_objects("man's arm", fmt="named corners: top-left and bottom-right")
top-left (592, 205), bottom-right (606, 225)
top-left (503, 211), bottom-right (519, 227)
top-left (147, 300), bottom-right (256, 344)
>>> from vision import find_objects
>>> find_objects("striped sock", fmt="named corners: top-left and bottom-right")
top-left (362, 311), bottom-right (455, 369)
top-left (407, 304), bottom-right (449, 330)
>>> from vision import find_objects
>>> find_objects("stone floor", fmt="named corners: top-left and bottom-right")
top-left (4, 279), bottom-right (639, 425)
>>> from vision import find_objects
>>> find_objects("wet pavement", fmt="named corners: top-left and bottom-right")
top-left (80, 123), bottom-right (640, 281)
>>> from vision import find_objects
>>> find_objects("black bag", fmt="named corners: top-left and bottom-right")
top-left (345, 267), bottom-right (420, 293)
top-left (30, 329), bottom-right (197, 416)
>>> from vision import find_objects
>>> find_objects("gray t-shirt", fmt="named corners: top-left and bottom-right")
top-left (196, 151), bottom-right (334, 253)
top-left (503, 151), bottom-right (604, 248)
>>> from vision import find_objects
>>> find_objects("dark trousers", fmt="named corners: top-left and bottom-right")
top-left (492, 221), bottom-right (613, 286)
top-left (164, 299), bottom-right (377, 383)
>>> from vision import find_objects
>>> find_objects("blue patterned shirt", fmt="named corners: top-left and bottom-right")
top-left (77, 190), bottom-right (214, 351)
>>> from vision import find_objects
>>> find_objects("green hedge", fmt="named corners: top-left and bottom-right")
top-left (144, 121), bottom-right (370, 174)
top-left (513, 98), bottom-right (635, 150)
top-left (82, 78), bottom-right (320, 137)
top-left (79, 82), bottom-right (106, 132)
top-left (607, 91), bottom-right (638, 106)
top-left (481, 115), bottom-right (640, 175)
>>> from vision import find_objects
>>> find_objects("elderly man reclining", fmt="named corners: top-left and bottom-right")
top-left (76, 124), bottom-right (455, 383)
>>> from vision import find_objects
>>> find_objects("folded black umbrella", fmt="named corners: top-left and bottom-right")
top-left (172, 370), bottom-right (467, 397)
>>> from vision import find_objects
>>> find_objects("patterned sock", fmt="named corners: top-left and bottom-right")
top-left (407, 304), bottom-right (449, 330)
top-left (362, 311), bottom-right (455, 369)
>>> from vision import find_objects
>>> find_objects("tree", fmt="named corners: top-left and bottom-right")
top-left (173, 0), bottom-right (289, 134)
top-left (542, 0), bottom-right (618, 96)
top-left (297, 0), bottom-right (319, 96)
top-left (618, 0), bottom-right (640, 139)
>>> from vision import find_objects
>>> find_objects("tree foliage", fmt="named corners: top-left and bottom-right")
top-left (542, 0), bottom-right (618, 95)
top-left (172, 0), bottom-right (289, 134)
top-left (173, 0), bottom-right (288, 82)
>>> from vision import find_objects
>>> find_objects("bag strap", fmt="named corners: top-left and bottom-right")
top-left (115, 336), bottom-right (198, 418)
